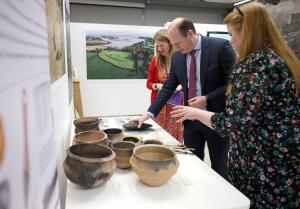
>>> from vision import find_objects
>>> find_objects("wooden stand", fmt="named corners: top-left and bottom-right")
top-left (72, 79), bottom-right (83, 117)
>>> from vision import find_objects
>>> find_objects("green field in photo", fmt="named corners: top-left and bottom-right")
top-left (86, 52), bottom-right (147, 79)
top-left (99, 50), bottom-right (134, 70)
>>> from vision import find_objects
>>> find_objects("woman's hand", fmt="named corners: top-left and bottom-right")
top-left (175, 84), bottom-right (183, 92)
top-left (156, 83), bottom-right (163, 90)
top-left (171, 105), bottom-right (215, 130)
top-left (170, 105), bottom-right (200, 123)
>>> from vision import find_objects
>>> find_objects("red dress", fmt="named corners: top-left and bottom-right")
top-left (146, 56), bottom-right (183, 143)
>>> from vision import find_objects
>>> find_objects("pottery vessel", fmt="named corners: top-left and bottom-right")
top-left (111, 141), bottom-right (135, 169)
top-left (63, 144), bottom-right (116, 188)
top-left (103, 128), bottom-right (124, 146)
top-left (73, 117), bottom-right (100, 134)
top-left (130, 145), bottom-right (179, 186)
top-left (122, 136), bottom-right (141, 146)
top-left (73, 130), bottom-right (107, 145)
top-left (143, 139), bottom-right (164, 145)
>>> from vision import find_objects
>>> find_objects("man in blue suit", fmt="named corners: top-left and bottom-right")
top-left (137, 17), bottom-right (236, 179)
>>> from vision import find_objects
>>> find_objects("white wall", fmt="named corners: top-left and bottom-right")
top-left (51, 75), bottom-right (73, 209)
top-left (71, 22), bottom-right (228, 117)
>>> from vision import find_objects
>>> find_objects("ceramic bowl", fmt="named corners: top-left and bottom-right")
top-left (122, 136), bottom-right (141, 146)
top-left (111, 141), bottom-right (135, 169)
top-left (130, 145), bottom-right (179, 186)
top-left (122, 121), bottom-right (152, 131)
top-left (103, 128), bottom-right (124, 146)
top-left (63, 144), bottom-right (116, 188)
top-left (73, 130), bottom-right (107, 145)
top-left (73, 117), bottom-right (100, 134)
top-left (143, 139), bottom-right (164, 145)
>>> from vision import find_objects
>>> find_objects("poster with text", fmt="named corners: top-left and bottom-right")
top-left (0, 1), bottom-right (61, 209)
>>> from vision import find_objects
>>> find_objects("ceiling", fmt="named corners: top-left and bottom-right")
top-left (70, 0), bottom-right (236, 9)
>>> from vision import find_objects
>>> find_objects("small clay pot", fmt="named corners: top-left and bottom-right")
top-left (111, 141), bottom-right (135, 169)
top-left (73, 117), bottom-right (100, 134)
top-left (122, 136), bottom-right (141, 146)
top-left (103, 128), bottom-right (124, 146)
top-left (63, 144), bottom-right (116, 188)
top-left (73, 130), bottom-right (107, 146)
top-left (130, 145), bottom-right (179, 187)
top-left (143, 139), bottom-right (163, 145)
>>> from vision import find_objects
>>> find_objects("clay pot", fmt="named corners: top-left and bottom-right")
top-left (103, 128), bottom-right (124, 146)
top-left (63, 144), bottom-right (116, 188)
top-left (122, 136), bottom-right (141, 146)
top-left (130, 145), bottom-right (179, 187)
top-left (143, 139), bottom-right (163, 145)
top-left (73, 130), bottom-right (107, 146)
top-left (73, 117), bottom-right (100, 134)
top-left (111, 141), bottom-right (135, 169)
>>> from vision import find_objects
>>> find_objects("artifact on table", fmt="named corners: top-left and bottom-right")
top-left (111, 141), bottom-right (135, 169)
top-left (130, 145), bottom-right (179, 186)
top-left (63, 144), bottom-right (116, 188)
top-left (143, 139), bottom-right (163, 145)
top-left (73, 116), bottom-right (100, 133)
top-left (103, 128), bottom-right (124, 146)
top-left (122, 136), bottom-right (141, 146)
top-left (122, 121), bottom-right (152, 131)
top-left (73, 130), bottom-right (107, 145)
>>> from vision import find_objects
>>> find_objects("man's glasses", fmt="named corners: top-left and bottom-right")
top-left (234, 0), bottom-right (253, 16)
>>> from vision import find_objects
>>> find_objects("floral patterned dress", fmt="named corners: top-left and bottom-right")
top-left (211, 49), bottom-right (300, 209)
top-left (153, 65), bottom-right (184, 143)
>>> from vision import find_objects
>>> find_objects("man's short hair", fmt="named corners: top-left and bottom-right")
top-left (178, 18), bottom-right (196, 37)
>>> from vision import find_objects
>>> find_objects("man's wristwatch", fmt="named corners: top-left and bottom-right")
top-left (154, 83), bottom-right (157, 90)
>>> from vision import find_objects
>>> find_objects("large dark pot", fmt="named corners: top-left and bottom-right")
top-left (63, 144), bottom-right (116, 188)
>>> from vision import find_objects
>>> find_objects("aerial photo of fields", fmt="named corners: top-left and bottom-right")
top-left (86, 31), bottom-right (154, 79)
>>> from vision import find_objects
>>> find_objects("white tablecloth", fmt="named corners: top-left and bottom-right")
top-left (65, 116), bottom-right (250, 209)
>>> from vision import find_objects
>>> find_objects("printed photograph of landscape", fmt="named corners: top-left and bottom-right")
top-left (86, 30), bottom-right (155, 79)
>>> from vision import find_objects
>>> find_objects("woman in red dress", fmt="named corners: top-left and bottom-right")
top-left (146, 29), bottom-right (183, 143)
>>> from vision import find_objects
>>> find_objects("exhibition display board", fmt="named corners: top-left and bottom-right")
top-left (0, 1), bottom-right (61, 209)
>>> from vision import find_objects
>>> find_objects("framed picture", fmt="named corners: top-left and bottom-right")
top-left (86, 28), bottom-right (156, 79)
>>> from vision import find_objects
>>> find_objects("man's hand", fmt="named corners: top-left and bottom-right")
top-left (188, 96), bottom-right (207, 109)
top-left (133, 112), bottom-right (151, 128)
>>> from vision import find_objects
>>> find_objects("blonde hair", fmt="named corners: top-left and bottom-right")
top-left (224, 2), bottom-right (300, 90)
top-left (154, 29), bottom-right (174, 71)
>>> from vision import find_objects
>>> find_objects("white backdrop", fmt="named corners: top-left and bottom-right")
top-left (70, 22), bottom-right (227, 117)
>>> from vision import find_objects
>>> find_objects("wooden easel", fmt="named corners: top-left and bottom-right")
top-left (73, 78), bottom-right (83, 118)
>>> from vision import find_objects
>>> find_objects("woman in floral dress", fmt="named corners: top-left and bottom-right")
top-left (171, 2), bottom-right (300, 208)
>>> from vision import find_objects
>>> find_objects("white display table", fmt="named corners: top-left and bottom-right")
top-left (65, 116), bottom-right (250, 209)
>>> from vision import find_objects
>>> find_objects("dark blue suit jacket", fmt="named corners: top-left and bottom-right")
top-left (148, 35), bottom-right (236, 116)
